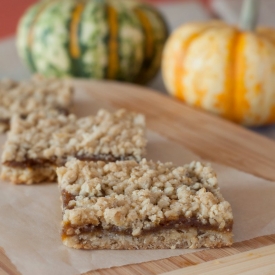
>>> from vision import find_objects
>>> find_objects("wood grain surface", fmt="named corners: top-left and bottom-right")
top-left (1, 80), bottom-right (275, 275)
top-left (84, 235), bottom-right (275, 275)
top-left (161, 243), bottom-right (275, 275)
top-left (0, 247), bottom-right (21, 275)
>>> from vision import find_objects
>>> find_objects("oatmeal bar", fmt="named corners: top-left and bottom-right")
top-left (1, 109), bottom-right (146, 184)
top-left (0, 75), bottom-right (73, 132)
top-left (57, 159), bottom-right (233, 250)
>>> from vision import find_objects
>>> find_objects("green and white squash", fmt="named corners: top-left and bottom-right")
top-left (17, 0), bottom-right (168, 83)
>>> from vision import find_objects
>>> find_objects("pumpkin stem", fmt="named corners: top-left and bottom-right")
top-left (240, 0), bottom-right (259, 31)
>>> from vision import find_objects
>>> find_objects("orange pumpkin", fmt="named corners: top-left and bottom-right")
top-left (162, 21), bottom-right (275, 126)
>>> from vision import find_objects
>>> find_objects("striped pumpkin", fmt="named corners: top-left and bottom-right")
top-left (162, 21), bottom-right (275, 126)
top-left (17, 0), bottom-right (168, 84)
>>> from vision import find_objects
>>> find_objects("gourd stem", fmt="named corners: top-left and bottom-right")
top-left (239, 0), bottom-right (259, 31)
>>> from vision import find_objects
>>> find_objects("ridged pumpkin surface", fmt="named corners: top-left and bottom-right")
top-left (17, 0), bottom-right (168, 83)
top-left (162, 21), bottom-right (275, 126)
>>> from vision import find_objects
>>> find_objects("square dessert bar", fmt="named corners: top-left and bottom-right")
top-left (0, 75), bottom-right (73, 133)
top-left (57, 159), bottom-right (233, 250)
top-left (1, 109), bottom-right (146, 184)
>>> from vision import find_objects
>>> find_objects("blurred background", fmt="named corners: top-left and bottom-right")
top-left (2, 0), bottom-right (275, 39)
top-left (0, 0), bottom-right (209, 39)
top-left (1, 0), bottom-right (275, 138)
top-left (0, 0), bottom-right (212, 80)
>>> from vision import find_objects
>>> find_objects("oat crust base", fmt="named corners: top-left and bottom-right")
top-left (62, 228), bottom-right (233, 250)
top-left (1, 165), bottom-right (56, 185)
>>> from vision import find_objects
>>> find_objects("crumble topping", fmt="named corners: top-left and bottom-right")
top-left (0, 75), bottom-right (73, 122)
top-left (1, 109), bottom-right (146, 164)
top-left (57, 159), bottom-right (233, 237)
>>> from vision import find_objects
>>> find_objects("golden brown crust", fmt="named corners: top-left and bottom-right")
top-left (1, 109), bottom-right (146, 184)
top-left (0, 75), bottom-right (73, 133)
top-left (0, 165), bottom-right (57, 185)
top-left (62, 229), bottom-right (233, 250)
top-left (58, 159), bottom-right (233, 249)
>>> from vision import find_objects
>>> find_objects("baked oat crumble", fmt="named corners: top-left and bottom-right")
top-left (1, 109), bottom-right (146, 184)
top-left (0, 75), bottom-right (73, 132)
top-left (57, 159), bottom-right (233, 249)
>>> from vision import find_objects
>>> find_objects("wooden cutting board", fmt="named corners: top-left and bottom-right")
top-left (1, 80), bottom-right (275, 275)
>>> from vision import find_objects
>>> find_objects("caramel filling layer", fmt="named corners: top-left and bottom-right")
top-left (4, 159), bottom-right (55, 168)
top-left (62, 216), bottom-right (233, 239)
top-left (3, 154), bottom-right (135, 169)
top-left (0, 118), bottom-right (9, 125)
top-left (54, 107), bottom-right (70, 116)
top-left (61, 192), bottom-right (233, 238)
top-left (77, 154), bottom-right (134, 162)
top-left (62, 190), bottom-right (76, 209)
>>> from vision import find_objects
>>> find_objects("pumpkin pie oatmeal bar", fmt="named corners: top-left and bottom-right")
top-left (57, 159), bottom-right (233, 250)
top-left (1, 109), bottom-right (146, 184)
top-left (0, 75), bottom-right (73, 133)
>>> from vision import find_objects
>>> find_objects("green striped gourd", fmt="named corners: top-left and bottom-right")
top-left (17, 0), bottom-right (168, 83)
